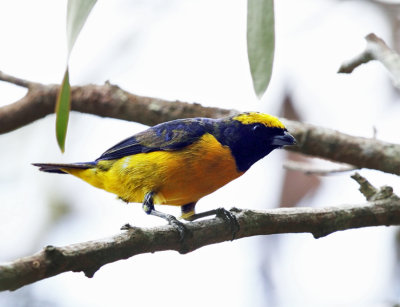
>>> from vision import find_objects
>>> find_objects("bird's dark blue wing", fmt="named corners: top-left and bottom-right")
top-left (96, 118), bottom-right (215, 161)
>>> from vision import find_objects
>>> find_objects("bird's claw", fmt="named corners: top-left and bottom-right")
top-left (215, 208), bottom-right (240, 240)
top-left (120, 223), bottom-right (134, 230)
top-left (166, 216), bottom-right (190, 243)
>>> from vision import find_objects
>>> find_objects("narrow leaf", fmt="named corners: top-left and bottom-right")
top-left (66, 0), bottom-right (97, 57)
top-left (247, 0), bottom-right (275, 98)
top-left (55, 69), bottom-right (71, 153)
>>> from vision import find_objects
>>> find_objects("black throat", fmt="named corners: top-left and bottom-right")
top-left (210, 120), bottom-right (280, 172)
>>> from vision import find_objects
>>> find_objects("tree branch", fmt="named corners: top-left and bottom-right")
top-left (1, 174), bottom-right (399, 292)
top-left (338, 33), bottom-right (400, 88)
top-left (0, 73), bottom-right (235, 134)
top-left (1, 71), bottom-right (400, 176)
top-left (2, 71), bottom-right (400, 292)
top-left (283, 160), bottom-right (356, 176)
top-left (0, 71), bottom-right (37, 88)
top-left (284, 120), bottom-right (400, 176)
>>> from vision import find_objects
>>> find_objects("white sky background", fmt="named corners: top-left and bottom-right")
top-left (0, 1), bottom-right (399, 306)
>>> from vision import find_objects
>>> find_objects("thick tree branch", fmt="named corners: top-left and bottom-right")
top-left (1, 177), bottom-right (399, 292)
top-left (1, 71), bottom-right (400, 176)
top-left (0, 72), bottom-right (234, 134)
top-left (284, 120), bottom-right (400, 176)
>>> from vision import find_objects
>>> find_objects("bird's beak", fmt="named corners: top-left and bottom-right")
top-left (271, 131), bottom-right (296, 147)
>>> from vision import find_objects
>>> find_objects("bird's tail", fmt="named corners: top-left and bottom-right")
top-left (32, 162), bottom-right (96, 174)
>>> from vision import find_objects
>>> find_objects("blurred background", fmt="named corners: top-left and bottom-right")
top-left (1, 0), bottom-right (400, 306)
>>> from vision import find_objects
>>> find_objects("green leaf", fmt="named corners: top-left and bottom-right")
top-left (56, 0), bottom-right (96, 153)
top-left (55, 69), bottom-right (71, 153)
top-left (247, 0), bottom-right (275, 98)
top-left (66, 0), bottom-right (97, 57)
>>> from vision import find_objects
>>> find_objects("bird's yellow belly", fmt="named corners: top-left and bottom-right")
top-left (68, 133), bottom-right (244, 206)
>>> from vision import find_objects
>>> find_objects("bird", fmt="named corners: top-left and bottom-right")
top-left (33, 112), bottom-right (296, 240)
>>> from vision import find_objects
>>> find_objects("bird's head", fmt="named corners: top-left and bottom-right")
top-left (216, 112), bottom-right (296, 172)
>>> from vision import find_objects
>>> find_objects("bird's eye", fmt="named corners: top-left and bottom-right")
top-left (252, 124), bottom-right (263, 134)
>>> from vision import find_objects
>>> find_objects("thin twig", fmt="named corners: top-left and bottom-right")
top-left (338, 50), bottom-right (374, 74)
top-left (0, 71), bottom-right (38, 88)
top-left (351, 172), bottom-right (397, 202)
top-left (338, 33), bottom-right (400, 88)
top-left (351, 172), bottom-right (378, 200)
top-left (284, 160), bottom-right (357, 176)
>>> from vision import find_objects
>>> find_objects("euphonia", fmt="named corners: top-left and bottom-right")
top-left (34, 112), bottom-right (295, 239)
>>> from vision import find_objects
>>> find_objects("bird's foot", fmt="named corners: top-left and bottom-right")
top-left (165, 215), bottom-right (191, 244)
top-left (120, 223), bottom-right (134, 230)
top-left (215, 208), bottom-right (240, 240)
top-left (183, 207), bottom-right (240, 240)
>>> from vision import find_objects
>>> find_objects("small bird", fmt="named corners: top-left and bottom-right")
top-left (33, 112), bottom-right (295, 239)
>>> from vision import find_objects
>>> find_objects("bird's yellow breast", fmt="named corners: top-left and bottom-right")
top-left (65, 133), bottom-right (243, 206)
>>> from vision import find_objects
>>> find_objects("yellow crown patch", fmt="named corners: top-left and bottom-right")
top-left (233, 112), bottom-right (285, 129)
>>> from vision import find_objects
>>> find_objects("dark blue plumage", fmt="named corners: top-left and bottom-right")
top-left (97, 118), bottom-right (215, 161)
top-left (95, 115), bottom-right (294, 173)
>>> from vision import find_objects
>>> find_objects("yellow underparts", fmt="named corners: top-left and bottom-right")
top-left (63, 133), bottom-right (244, 208)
